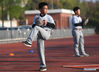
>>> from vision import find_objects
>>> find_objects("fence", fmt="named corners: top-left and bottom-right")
top-left (0, 28), bottom-right (95, 44)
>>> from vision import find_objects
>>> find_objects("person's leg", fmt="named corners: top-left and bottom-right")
top-left (37, 38), bottom-right (46, 67)
top-left (24, 26), bottom-right (51, 47)
top-left (79, 31), bottom-right (85, 54)
top-left (80, 31), bottom-right (89, 56)
top-left (72, 30), bottom-right (80, 56)
top-left (37, 33), bottom-right (48, 71)
top-left (26, 28), bottom-right (37, 44)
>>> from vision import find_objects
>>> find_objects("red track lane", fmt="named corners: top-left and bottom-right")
top-left (0, 35), bottom-right (99, 72)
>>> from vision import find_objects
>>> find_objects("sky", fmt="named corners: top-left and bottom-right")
top-left (80, 0), bottom-right (99, 3)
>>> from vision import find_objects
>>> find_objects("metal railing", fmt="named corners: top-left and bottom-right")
top-left (0, 28), bottom-right (95, 44)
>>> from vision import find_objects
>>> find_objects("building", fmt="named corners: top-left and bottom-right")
top-left (0, 19), bottom-right (18, 27)
top-left (25, 9), bottom-right (74, 29)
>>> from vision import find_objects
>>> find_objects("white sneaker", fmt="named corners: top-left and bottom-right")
top-left (81, 54), bottom-right (89, 57)
top-left (23, 41), bottom-right (32, 47)
top-left (40, 67), bottom-right (47, 71)
top-left (75, 55), bottom-right (81, 57)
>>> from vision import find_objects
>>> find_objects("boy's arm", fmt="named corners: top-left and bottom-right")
top-left (74, 22), bottom-right (83, 26)
top-left (74, 19), bottom-right (89, 27)
top-left (46, 22), bottom-right (56, 29)
top-left (32, 21), bottom-right (56, 29)
top-left (72, 16), bottom-right (83, 27)
top-left (46, 16), bottom-right (56, 29)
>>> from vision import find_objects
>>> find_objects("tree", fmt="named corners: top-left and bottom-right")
top-left (0, 0), bottom-right (26, 26)
top-left (24, 0), bottom-right (62, 10)
top-left (60, 0), bottom-right (79, 9)
top-left (5, 0), bottom-right (22, 20)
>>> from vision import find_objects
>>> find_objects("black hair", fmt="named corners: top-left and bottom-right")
top-left (73, 7), bottom-right (80, 13)
top-left (39, 2), bottom-right (48, 9)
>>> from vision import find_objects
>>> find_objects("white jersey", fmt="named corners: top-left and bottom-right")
top-left (72, 15), bottom-right (82, 29)
top-left (33, 14), bottom-right (55, 25)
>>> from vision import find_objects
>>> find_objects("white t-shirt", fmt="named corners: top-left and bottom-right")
top-left (72, 15), bottom-right (82, 29)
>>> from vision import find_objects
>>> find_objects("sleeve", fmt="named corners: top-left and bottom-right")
top-left (33, 15), bottom-right (37, 24)
top-left (72, 16), bottom-right (78, 24)
top-left (32, 16), bottom-right (36, 28)
top-left (46, 22), bottom-right (56, 29)
top-left (72, 16), bottom-right (83, 26)
top-left (46, 15), bottom-right (56, 29)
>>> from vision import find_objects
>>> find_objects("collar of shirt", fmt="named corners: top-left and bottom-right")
top-left (40, 14), bottom-right (47, 17)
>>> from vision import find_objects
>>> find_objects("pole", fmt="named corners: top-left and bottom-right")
top-left (1, 0), bottom-right (4, 27)
top-left (52, 0), bottom-right (53, 9)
